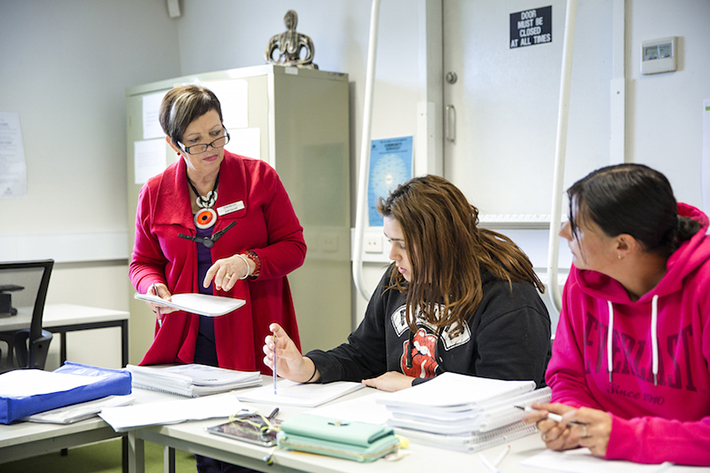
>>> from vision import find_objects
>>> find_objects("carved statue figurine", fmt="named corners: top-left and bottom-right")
top-left (264, 10), bottom-right (318, 69)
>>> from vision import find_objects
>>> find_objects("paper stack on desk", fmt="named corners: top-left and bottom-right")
top-left (24, 394), bottom-right (136, 424)
top-left (375, 372), bottom-right (551, 453)
top-left (127, 364), bottom-right (262, 397)
top-left (99, 391), bottom-right (244, 432)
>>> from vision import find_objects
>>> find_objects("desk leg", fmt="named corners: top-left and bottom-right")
top-left (121, 320), bottom-right (129, 367)
top-left (163, 446), bottom-right (175, 473)
top-left (127, 431), bottom-right (145, 473)
top-left (123, 436), bottom-right (129, 473)
top-left (60, 331), bottom-right (67, 366)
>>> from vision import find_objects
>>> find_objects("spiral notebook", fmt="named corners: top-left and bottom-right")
top-left (375, 372), bottom-right (536, 412)
top-left (374, 373), bottom-right (548, 453)
top-left (398, 420), bottom-right (537, 453)
top-left (128, 364), bottom-right (262, 397)
top-left (386, 387), bottom-right (552, 434)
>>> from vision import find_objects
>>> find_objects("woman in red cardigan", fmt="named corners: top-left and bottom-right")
top-left (130, 84), bottom-right (305, 375)
top-left (131, 85), bottom-right (306, 473)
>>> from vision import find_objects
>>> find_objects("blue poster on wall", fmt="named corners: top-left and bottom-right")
top-left (368, 136), bottom-right (413, 227)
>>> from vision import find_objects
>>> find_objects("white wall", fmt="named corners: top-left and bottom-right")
top-left (0, 0), bottom-right (182, 368)
top-left (2, 0), bottom-right (708, 365)
top-left (629, 0), bottom-right (709, 207)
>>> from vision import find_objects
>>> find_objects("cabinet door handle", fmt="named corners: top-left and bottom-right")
top-left (445, 105), bottom-right (456, 143)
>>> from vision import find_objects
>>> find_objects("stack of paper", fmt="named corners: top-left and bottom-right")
top-left (99, 392), bottom-right (244, 432)
top-left (24, 394), bottom-right (136, 424)
top-left (375, 372), bottom-right (551, 452)
top-left (127, 364), bottom-right (262, 397)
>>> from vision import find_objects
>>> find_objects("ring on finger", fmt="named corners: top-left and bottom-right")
top-left (225, 273), bottom-right (232, 280)
top-left (582, 425), bottom-right (588, 438)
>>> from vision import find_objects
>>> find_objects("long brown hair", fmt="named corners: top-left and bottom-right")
top-left (377, 175), bottom-right (544, 336)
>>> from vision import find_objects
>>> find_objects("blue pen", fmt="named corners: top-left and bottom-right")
top-left (273, 333), bottom-right (278, 395)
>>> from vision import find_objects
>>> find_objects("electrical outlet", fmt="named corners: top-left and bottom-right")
top-left (365, 234), bottom-right (383, 253)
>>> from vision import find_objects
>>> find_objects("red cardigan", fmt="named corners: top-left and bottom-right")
top-left (129, 151), bottom-right (305, 373)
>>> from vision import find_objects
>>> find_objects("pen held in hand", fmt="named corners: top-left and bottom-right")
top-left (515, 405), bottom-right (586, 425)
top-left (152, 283), bottom-right (163, 328)
top-left (272, 333), bottom-right (278, 395)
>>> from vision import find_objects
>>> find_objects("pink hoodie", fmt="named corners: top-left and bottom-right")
top-left (547, 203), bottom-right (710, 465)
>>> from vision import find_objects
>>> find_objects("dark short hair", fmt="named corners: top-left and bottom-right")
top-left (567, 163), bottom-right (700, 257)
top-left (159, 85), bottom-right (223, 146)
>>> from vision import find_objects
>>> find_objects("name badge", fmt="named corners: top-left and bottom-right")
top-left (217, 200), bottom-right (245, 217)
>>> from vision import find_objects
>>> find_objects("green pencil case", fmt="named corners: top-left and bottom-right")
top-left (277, 414), bottom-right (399, 463)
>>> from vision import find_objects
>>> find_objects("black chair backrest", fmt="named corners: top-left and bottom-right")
top-left (0, 259), bottom-right (54, 341)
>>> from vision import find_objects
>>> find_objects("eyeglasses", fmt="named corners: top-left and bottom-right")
top-left (179, 128), bottom-right (230, 155)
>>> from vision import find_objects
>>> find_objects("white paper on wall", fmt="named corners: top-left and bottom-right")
top-left (142, 91), bottom-right (167, 140)
top-left (202, 80), bottom-right (248, 129)
top-left (134, 139), bottom-right (167, 185)
top-left (225, 128), bottom-right (260, 160)
top-left (0, 112), bottom-right (27, 199)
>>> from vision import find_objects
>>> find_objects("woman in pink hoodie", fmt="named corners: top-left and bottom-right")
top-left (525, 164), bottom-right (710, 465)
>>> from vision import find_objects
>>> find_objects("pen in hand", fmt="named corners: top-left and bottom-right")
top-left (272, 333), bottom-right (278, 395)
top-left (152, 283), bottom-right (163, 328)
top-left (515, 405), bottom-right (586, 425)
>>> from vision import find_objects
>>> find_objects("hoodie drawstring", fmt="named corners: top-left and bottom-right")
top-left (651, 294), bottom-right (659, 386)
top-left (607, 301), bottom-right (614, 382)
top-left (606, 296), bottom-right (659, 386)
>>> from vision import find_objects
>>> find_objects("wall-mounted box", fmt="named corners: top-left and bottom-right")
top-left (641, 37), bottom-right (677, 75)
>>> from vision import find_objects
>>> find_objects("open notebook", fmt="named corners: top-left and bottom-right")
top-left (236, 379), bottom-right (365, 408)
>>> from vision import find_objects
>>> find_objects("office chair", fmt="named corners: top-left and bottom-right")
top-left (0, 259), bottom-right (54, 372)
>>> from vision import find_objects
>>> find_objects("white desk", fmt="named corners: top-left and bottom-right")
top-left (0, 416), bottom-right (125, 466)
top-left (0, 304), bottom-right (129, 367)
top-left (126, 386), bottom-right (549, 473)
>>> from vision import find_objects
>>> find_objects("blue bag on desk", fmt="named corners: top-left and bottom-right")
top-left (0, 362), bottom-right (132, 424)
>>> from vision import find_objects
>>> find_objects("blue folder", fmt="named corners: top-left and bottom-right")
top-left (0, 362), bottom-right (132, 424)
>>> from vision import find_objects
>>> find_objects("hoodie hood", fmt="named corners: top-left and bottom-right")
top-left (571, 203), bottom-right (710, 304)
